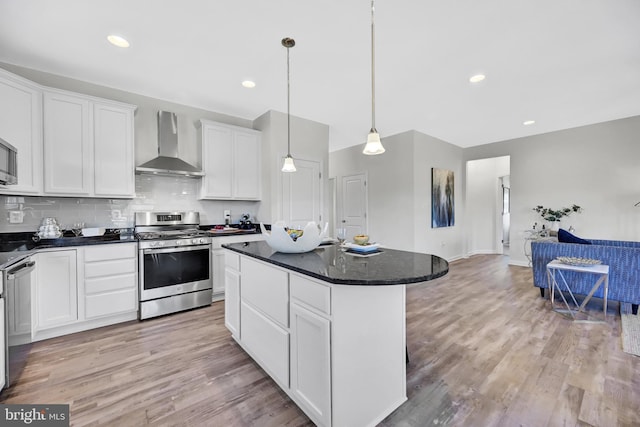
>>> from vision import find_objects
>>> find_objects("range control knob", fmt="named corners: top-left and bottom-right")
top-left (196, 238), bottom-right (207, 244)
top-left (176, 240), bottom-right (184, 246)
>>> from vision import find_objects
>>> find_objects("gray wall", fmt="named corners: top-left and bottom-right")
top-left (464, 115), bottom-right (640, 265)
top-left (329, 130), bottom-right (465, 260)
top-left (254, 110), bottom-right (329, 224)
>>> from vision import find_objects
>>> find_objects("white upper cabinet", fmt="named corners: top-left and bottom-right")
top-left (0, 69), bottom-right (43, 195)
top-left (93, 102), bottom-right (135, 197)
top-left (199, 119), bottom-right (261, 200)
top-left (43, 90), bottom-right (92, 195)
top-left (43, 88), bottom-right (136, 198)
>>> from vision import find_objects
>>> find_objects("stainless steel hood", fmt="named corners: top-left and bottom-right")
top-left (136, 111), bottom-right (204, 177)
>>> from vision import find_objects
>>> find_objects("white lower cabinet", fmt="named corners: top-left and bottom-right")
top-left (211, 234), bottom-right (265, 302)
top-left (224, 255), bottom-right (240, 338)
top-left (225, 250), bottom-right (408, 427)
top-left (83, 243), bottom-right (137, 319)
top-left (240, 300), bottom-right (289, 388)
top-left (34, 249), bottom-right (78, 330)
top-left (33, 243), bottom-right (138, 341)
top-left (290, 302), bottom-right (331, 427)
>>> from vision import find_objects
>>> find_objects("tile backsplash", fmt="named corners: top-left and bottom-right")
top-left (0, 175), bottom-right (260, 232)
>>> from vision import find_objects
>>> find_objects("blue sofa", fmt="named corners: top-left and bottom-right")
top-left (531, 238), bottom-right (640, 315)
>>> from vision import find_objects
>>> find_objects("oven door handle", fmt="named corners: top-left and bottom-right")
top-left (142, 245), bottom-right (211, 255)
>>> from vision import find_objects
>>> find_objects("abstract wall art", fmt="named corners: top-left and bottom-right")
top-left (431, 168), bottom-right (455, 228)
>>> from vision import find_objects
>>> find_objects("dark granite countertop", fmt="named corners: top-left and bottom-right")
top-left (0, 230), bottom-right (135, 270)
top-left (199, 224), bottom-right (263, 237)
top-left (222, 241), bottom-right (449, 286)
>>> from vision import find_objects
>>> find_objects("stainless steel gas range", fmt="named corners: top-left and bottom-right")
top-left (135, 211), bottom-right (212, 320)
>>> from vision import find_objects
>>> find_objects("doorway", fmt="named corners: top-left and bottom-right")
top-left (340, 173), bottom-right (368, 241)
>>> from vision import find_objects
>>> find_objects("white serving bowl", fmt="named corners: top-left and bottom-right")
top-left (260, 221), bottom-right (325, 253)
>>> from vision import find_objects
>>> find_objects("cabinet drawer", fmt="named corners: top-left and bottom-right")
top-left (85, 288), bottom-right (137, 319)
top-left (291, 274), bottom-right (331, 315)
top-left (84, 243), bottom-right (136, 262)
top-left (225, 251), bottom-right (240, 271)
top-left (241, 301), bottom-right (289, 387)
top-left (242, 257), bottom-right (289, 327)
top-left (85, 258), bottom-right (136, 278)
top-left (85, 273), bottom-right (137, 294)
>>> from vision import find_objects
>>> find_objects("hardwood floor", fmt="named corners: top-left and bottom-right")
top-left (2, 254), bottom-right (638, 426)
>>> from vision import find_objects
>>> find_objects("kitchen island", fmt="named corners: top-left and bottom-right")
top-left (222, 241), bottom-right (448, 427)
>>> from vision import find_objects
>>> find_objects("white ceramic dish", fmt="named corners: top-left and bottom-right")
top-left (556, 256), bottom-right (601, 267)
top-left (82, 227), bottom-right (106, 237)
top-left (260, 221), bottom-right (325, 253)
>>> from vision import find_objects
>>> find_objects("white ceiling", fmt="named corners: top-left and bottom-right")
top-left (1, 0), bottom-right (639, 152)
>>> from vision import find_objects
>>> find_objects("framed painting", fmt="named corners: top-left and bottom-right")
top-left (431, 168), bottom-right (454, 228)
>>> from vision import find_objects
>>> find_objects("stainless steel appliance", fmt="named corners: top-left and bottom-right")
top-left (0, 136), bottom-right (18, 185)
top-left (135, 111), bottom-right (204, 177)
top-left (2, 256), bottom-right (35, 389)
top-left (135, 211), bottom-right (212, 320)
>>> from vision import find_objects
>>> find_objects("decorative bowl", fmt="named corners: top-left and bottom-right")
top-left (353, 234), bottom-right (369, 245)
top-left (260, 221), bottom-right (325, 253)
top-left (556, 256), bottom-right (601, 267)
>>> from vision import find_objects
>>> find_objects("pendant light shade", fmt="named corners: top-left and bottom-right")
top-left (282, 155), bottom-right (296, 172)
top-left (281, 37), bottom-right (297, 172)
top-left (363, 0), bottom-right (385, 155)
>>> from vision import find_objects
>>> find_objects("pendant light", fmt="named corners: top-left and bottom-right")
top-left (281, 37), bottom-right (297, 172)
top-left (363, 0), bottom-right (385, 155)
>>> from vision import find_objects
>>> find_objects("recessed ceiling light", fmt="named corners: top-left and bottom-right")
top-left (242, 80), bottom-right (256, 88)
top-left (469, 74), bottom-right (486, 83)
top-left (107, 35), bottom-right (130, 48)
top-left (523, 120), bottom-right (536, 126)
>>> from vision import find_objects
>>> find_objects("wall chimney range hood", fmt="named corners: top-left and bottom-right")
top-left (136, 111), bottom-right (204, 178)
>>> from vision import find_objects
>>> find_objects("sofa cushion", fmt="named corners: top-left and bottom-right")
top-left (558, 228), bottom-right (592, 245)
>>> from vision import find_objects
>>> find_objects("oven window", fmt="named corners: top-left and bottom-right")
top-left (143, 248), bottom-right (209, 289)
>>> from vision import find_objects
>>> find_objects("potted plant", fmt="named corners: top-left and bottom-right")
top-left (533, 204), bottom-right (582, 231)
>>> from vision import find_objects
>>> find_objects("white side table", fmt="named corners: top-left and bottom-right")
top-left (546, 260), bottom-right (609, 323)
top-left (524, 230), bottom-right (556, 266)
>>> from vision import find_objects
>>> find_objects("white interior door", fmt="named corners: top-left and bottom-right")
top-left (340, 173), bottom-right (368, 241)
top-left (281, 158), bottom-right (321, 227)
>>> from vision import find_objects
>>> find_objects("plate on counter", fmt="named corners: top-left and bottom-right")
top-left (556, 256), bottom-right (601, 267)
top-left (209, 228), bottom-right (242, 233)
top-left (343, 242), bottom-right (381, 253)
top-left (345, 248), bottom-right (383, 257)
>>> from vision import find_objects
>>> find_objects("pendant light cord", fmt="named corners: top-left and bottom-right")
top-left (371, 0), bottom-right (376, 132)
top-left (287, 43), bottom-right (291, 156)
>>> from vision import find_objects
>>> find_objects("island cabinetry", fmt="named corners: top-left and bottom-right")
top-left (199, 120), bottom-right (261, 200)
top-left (290, 274), bottom-right (331, 427)
top-left (211, 233), bottom-right (265, 302)
top-left (0, 68), bottom-right (43, 195)
top-left (224, 249), bottom-right (408, 427)
top-left (239, 257), bottom-right (289, 388)
top-left (43, 88), bottom-right (135, 198)
top-left (224, 251), bottom-right (240, 338)
top-left (83, 243), bottom-right (137, 319)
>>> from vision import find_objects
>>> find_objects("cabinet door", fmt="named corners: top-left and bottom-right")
top-left (0, 70), bottom-right (43, 195)
top-left (233, 128), bottom-right (261, 200)
top-left (43, 91), bottom-right (92, 195)
top-left (200, 123), bottom-right (233, 199)
top-left (212, 248), bottom-right (226, 298)
top-left (224, 266), bottom-right (240, 338)
top-left (0, 300), bottom-right (5, 390)
top-left (35, 250), bottom-right (78, 330)
top-left (241, 301), bottom-right (289, 388)
top-left (93, 102), bottom-right (135, 197)
top-left (290, 303), bottom-right (331, 427)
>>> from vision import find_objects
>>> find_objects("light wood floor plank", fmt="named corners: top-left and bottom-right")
top-left (1, 254), bottom-right (638, 426)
